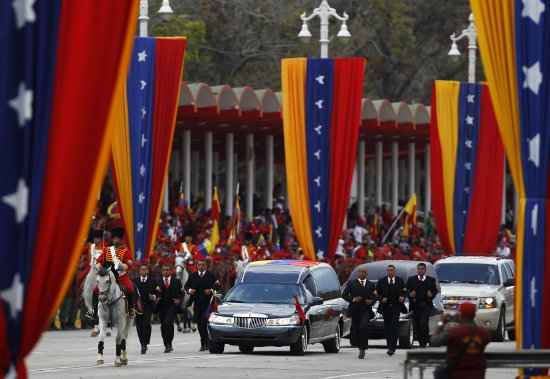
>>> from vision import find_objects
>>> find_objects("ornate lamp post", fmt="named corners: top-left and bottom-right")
top-left (298, 0), bottom-right (351, 59)
top-left (448, 13), bottom-right (477, 83)
top-left (139, 0), bottom-right (174, 37)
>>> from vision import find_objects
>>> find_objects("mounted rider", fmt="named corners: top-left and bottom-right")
top-left (96, 227), bottom-right (137, 317)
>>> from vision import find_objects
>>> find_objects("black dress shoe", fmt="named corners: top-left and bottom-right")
top-left (358, 349), bottom-right (365, 359)
top-left (141, 346), bottom-right (147, 354)
top-left (387, 349), bottom-right (395, 356)
top-left (199, 345), bottom-right (207, 352)
top-left (164, 346), bottom-right (173, 353)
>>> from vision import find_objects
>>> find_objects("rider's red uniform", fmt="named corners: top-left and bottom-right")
top-left (97, 246), bottom-right (135, 295)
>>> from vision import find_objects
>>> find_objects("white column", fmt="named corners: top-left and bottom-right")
top-left (399, 160), bottom-right (407, 201)
top-left (183, 130), bottom-right (191, 202)
top-left (408, 140), bottom-right (416, 197)
top-left (424, 143), bottom-right (431, 213)
top-left (246, 134), bottom-right (255, 220)
top-left (265, 135), bottom-right (274, 210)
top-left (375, 139), bottom-right (383, 207)
top-left (415, 159), bottom-right (422, 208)
top-left (391, 139), bottom-right (399, 216)
top-left (357, 139), bottom-right (366, 217)
top-left (225, 133), bottom-right (234, 216)
top-left (384, 159), bottom-right (391, 206)
top-left (367, 159), bottom-right (375, 208)
top-left (192, 151), bottom-right (200, 201)
top-left (204, 132), bottom-right (213, 209)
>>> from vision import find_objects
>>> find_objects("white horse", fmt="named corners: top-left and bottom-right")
top-left (175, 254), bottom-right (195, 332)
top-left (84, 267), bottom-right (131, 366)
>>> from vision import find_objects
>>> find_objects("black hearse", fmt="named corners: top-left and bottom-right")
top-left (207, 260), bottom-right (351, 355)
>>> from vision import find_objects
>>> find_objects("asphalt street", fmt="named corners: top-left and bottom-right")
top-left (27, 329), bottom-right (518, 379)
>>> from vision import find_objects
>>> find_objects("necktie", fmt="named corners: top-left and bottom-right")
top-left (164, 278), bottom-right (169, 288)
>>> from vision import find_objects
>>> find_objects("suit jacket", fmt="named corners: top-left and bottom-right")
top-left (406, 275), bottom-right (438, 310)
top-left (376, 276), bottom-right (406, 315)
top-left (133, 276), bottom-right (156, 312)
top-left (343, 279), bottom-right (376, 319)
top-left (184, 271), bottom-right (218, 311)
top-left (156, 276), bottom-right (182, 311)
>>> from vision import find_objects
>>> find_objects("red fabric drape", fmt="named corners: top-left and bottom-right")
top-left (16, 1), bottom-right (137, 375)
top-left (146, 38), bottom-right (187, 256)
top-left (327, 58), bottom-right (366, 259)
top-left (430, 87), bottom-right (453, 253)
top-left (462, 86), bottom-right (504, 254)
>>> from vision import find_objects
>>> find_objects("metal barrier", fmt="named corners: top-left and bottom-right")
top-left (403, 349), bottom-right (550, 379)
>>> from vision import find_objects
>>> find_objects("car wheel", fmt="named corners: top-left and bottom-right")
top-left (508, 328), bottom-right (516, 341)
top-left (322, 324), bottom-right (341, 353)
top-left (494, 310), bottom-right (505, 342)
top-left (290, 326), bottom-right (308, 355)
top-left (208, 340), bottom-right (225, 354)
top-left (238, 345), bottom-right (254, 354)
top-left (398, 321), bottom-right (413, 349)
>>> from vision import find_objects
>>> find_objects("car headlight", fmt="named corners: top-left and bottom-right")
top-left (265, 315), bottom-right (301, 326)
top-left (209, 313), bottom-right (234, 325)
top-left (478, 297), bottom-right (497, 309)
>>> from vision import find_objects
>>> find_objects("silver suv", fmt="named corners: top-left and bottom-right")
top-left (434, 256), bottom-right (515, 341)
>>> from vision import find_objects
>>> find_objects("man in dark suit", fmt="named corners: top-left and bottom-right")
top-left (376, 264), bottom-right (406, 355)
top-left (157, 264), bottom-right (183, 353)
top-left (184, 260), bottom-right (219, 351)
top-left (406, 262), bottom-right (438, 347)
top-left (343, 268), bottom-right (376, 359)
top-left (133, 264), bottom-right (157, 354)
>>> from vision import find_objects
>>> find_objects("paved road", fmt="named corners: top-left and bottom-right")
top-left (27, 329), bottom-right (517, 379)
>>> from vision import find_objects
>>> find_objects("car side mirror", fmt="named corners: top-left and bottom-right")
top-left (504, 278), bottom-right (515, 287)
top-left (311, 296), bottom-right (323, 306)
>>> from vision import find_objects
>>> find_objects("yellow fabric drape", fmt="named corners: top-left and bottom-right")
top-left (470, 0), bottom-right (525, 348)
top-left (434, 81), bottom-right (460, 253)
top-left (110, 83), bottom-right (135, 255)
top-left (51, 1), bottom-right (138, 312)
top-left (281, 58), bottom-right (316, 260)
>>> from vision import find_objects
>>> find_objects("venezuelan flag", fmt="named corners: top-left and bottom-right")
top-left (430, 80), bottom-right (504, 255)
top-left (0, 1), bottom-right (137, 375)
top-left (472, 1), bottom-right (550, 369)
top-left (281, 58), bottom-right (366, 260)
top-left (111, 37), bottom-right (186, 261)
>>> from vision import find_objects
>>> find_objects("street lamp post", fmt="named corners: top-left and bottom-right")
top-left (448, 13), bottom-right (477, 84)
top-left (298, 0), bottom-right (351, 59)
top-left (139, 0), bottom-right (174, 38)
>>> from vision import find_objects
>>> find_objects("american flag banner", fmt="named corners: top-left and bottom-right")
top-left (430, 81), bottom-right (504, 255)
top-left (111, 37), bottom-right (187, 262)
top-left (0, 1), bottom-right (137, 376)
top-left (472, 0), bottom-right (550, 375)
top-left (282, 58), bottom-right (365, 260)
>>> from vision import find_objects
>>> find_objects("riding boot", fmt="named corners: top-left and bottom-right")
top-left (126, 291), bottom-right (136, 317)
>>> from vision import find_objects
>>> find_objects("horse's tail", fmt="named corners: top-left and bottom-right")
top-left (83, 267), bottom-right (97, 313)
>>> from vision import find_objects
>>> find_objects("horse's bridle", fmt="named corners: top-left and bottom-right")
top-left (98, 276), bottom-right (123, 307)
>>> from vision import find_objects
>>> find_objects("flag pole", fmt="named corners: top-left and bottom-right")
top-left (381, 206), bottom-right (406, 244)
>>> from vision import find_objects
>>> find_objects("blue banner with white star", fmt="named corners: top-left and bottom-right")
top-left (127, 38), bottom-right (156, 261)
top-left (469, 1), bottom-right (550, 368)
top-left (305, 59), bottom-right (333, 259)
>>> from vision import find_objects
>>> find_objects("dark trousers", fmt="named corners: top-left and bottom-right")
top-left (135, 310), bottom-right (152, 347)
top-left (412, 306), bottom-right (430, 346)
top-left (383, 308), bottom-right (400, 351)
top-left (350, 313), bottom-right (369, 349)
top-left (194, 306), bottom-right (208, 347)
top-left (159, 305), bottom-right (176, 347)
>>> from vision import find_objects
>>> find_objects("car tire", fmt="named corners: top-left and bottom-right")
top-left (208, 340), bottom-right (225, 354)
top-left (494, 310), bottom-right (506, 342)
top-left (508, 328), bottom-right (516, 341)
top-left (398, 321), bottom-right (413, 349)
top-left (290, 326), bottom-right (308, 356)
top-left (322, 324), bottom-right (341, 353)
top-left (238, 345), bottom-right (254, 354)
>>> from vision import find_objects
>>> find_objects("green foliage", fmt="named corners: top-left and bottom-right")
top-left (146, 0), bottom-right (475, 103)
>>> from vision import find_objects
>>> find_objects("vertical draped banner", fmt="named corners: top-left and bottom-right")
top-left (471, 3), bottom-right (550, 376)
top-left (0, 1), bottom-right (138, 377)
top-left (111, 37), bottom-right (186, 261)
top-left (430, 80), bottom-right (504, 255)
top-left (282, 57), bottom-right (365, 260)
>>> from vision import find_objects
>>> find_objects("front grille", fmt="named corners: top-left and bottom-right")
top-left (443, 296), bottom-right (478, 310)
top-left (234, 316), bottom-right (267, 329)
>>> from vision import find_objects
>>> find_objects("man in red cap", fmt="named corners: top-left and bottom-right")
top-left (431, 302), bottom-right (490, 379)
